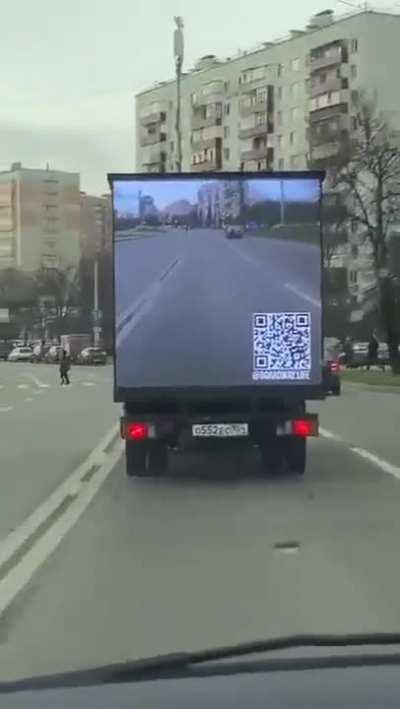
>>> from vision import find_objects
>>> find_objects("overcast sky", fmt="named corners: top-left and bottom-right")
top-left (1, 0), bottom-right (393, 195)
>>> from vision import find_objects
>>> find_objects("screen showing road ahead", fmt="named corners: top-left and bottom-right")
top-left (112, 174), bottom-right (322, 395)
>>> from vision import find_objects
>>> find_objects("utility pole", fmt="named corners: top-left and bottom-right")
top-left (93, 247), bottom-right (101, 346)
top-left (173, 16), bottom-right (184, 173)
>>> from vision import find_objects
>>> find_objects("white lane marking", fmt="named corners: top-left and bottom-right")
top-left (0, 423), bottom-right (119, 572)
top-left (319, 427), bottom-right (342, 442)
top-left (284, 283), bottom-right (321, 308)
top-left (17, 384), bottom-right (29, 390)
top-left (0, 406), bottom-right (12, 413)
top-left (82, 382), bottom-right (96, 387)
top-left (24, 373), bottom-right (50, 389)
top-left (0, 441), bottom-right (122, 617)
top-left (351, 447), bottom-right (400, 481)
top-left (24, 397), bottom-right (34, 403)
top-left (0, 385), bottom-right (4, 389)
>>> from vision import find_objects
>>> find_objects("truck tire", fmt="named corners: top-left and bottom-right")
top-left (331, 382), bottom-right (341, 396)
top-left (287, 438), bottom-right (306, 476)
top-left (147, 441), bottom-right (168, 475)
top-left (125, 441), bottom-right (147, 477)
top-left (260, 437), bottom-right (285, 476)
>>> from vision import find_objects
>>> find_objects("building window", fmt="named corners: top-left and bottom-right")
top-left (351, 115), bottom-right (358, 131)
top-left (291, 107), bottom-right (299, 122)
top-left (350, 270), bottom-right (358, 284)
top-left (277, 111), bottom-right (282, 126)
top-left (224, 103), bottom-right (230, 115)
top-left (351, 64), bottom-right (357, 79)
top-left (277, 134), bottom-right (283, 148)
top-left (224, 148), bottom-right (230, 161)
top-left (351, 39), bottom-right (358, 53)
top-left (257, 161), bottom-right (263, 171)
top-left (277, 63), bottom-right (283, 78)
top-left (224, 126), bottom-right (230, 138)
top-left (290, 155), bottom-right (299, 169)
top-left (351, 244), bottom-right (359, 259)
top-left (278, 158), bottom-right (284, 170)
top-left (291, 57), bottom-right (300, 72)
top-left (277, 87), bottom-right (283, 100)
top-left (290, 131), bottom-right (295, 146)
top-left (224, 81), bottom-right (230, 92)
top-left (170, 141), bottom-right (174, 152)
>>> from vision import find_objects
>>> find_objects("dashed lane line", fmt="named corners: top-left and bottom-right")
top-left (320, 426), bottom-right (400, 481)
top-left (0, 407), bottom-right (13, 413)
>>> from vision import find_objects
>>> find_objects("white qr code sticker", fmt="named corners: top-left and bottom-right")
top-left (253, 312), bottom-right (312, 382)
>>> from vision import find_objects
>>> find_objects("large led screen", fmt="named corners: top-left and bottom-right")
top-left (112, 174), bottom-right (322, 395)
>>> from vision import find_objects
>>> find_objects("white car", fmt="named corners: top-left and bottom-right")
top-left (8, 346), bottom-right (33, 362)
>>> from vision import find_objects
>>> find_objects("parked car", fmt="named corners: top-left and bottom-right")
top-left (8, 346), bottom-right (33, 362)
top-left (44, 345), bottom-right (63, 363)
top-left (77, 347), bottom-right (107, 365)
top-left (225, 225), bottom-right (245, 239)
top-left (323, 343), bottom-right (341, 396)
top-left (0, 340), bottom-right (14, 361)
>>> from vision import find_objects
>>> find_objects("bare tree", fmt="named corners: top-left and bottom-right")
top-left (335, 96), bottom-right (400, 372)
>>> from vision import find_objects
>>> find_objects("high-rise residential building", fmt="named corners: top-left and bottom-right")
top-left (135, 8), bottom-right (400, 302)
top-left (136, 9), bottom-right (400, 174)
top-left (0, 163), bottom-right (81, 272)
top-left (80, 192), bottom-right (112, 261)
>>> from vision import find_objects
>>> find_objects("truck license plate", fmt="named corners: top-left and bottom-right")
top-left (192, 423), bottom-right (249, 438)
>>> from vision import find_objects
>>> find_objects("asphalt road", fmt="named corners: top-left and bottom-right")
top-left (1, 380), bottom-right (400, 680)
top-left (115, 229), bottom-right (321, 388)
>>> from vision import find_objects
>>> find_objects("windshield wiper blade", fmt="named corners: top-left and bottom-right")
top-left (3, 632), bottom-right (400, 692)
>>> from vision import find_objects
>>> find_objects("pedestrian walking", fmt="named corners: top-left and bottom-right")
top-left (366, 330), bottom-right (380, 371)
top-left (343, 336), bottom-right (354, 368)
top-left (59, 349), bottom-right (71, 385)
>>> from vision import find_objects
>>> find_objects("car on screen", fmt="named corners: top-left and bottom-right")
top-left (225, 225), bottom-right (245, 239)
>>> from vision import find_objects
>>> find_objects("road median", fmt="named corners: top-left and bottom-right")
top-left (342, 369), bottom-right (400, 388)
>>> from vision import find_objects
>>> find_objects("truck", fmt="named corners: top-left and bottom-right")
top-left (109, 171), bottom-right (325, 478)
top-left (60, 333), bottom-right (92, 362)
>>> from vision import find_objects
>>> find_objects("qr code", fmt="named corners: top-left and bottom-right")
top-left (253, 312), bottom-right (311, 382)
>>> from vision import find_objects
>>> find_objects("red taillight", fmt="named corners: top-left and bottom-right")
top-left (292, 419), bottom-right (315, 438)
top-left (125, 422), bottom-right (149, 441)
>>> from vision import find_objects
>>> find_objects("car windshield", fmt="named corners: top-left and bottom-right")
top-left (1, 0), bottom-right (400, 689)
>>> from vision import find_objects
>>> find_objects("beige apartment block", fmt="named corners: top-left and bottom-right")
top-left (0, 163), bottom-right (80, 273)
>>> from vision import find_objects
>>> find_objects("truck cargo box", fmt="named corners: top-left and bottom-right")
top-left (109, 172), bottom-right (324, 403)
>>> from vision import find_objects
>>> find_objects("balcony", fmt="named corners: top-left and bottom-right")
top-left (309, 103), bottom-right (349, 123)
top-left (239, 98), bottom-right (267, 117)
top-left (240, 146), bottom-right (267, 162)
top-left (239, 122), bottom-right (273, 140)
top-left (192, 82), bottom-right (225, 107)
top-left (140, 111), bottom-right (167, 127)
top-left (311, 142), bottom-right (341, 161)
top-left (140, 130), bottom-right (167, 147)
top-left (310, 77), bottom-right (346, 99)
top-left (191, 158), bottom-right (220, 172)
top-left (142, 150), bottom-right (167, 167)
top-left (191, 112), bottom-right (222, 130)
top-left (310, 44), bottom-right (346, 72)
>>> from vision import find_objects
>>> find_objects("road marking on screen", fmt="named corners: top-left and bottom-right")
top-left (0, 423), bottom-right (122, 618)
top-left (284, 283), bottom-right (321, 307)
top-left (116, 258), bottom-right (182, 349)
top-left (351, 447), bottom-right (400, 481)
top-left (0, 406), bottom-right (12, 413)
top-left (17, 384), bottom-right (29, 390)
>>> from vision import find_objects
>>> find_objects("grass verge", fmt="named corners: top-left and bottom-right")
top-left (342, 369), bottom-right (400, 387)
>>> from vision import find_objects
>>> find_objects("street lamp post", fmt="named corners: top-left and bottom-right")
top-left (173, 16), bottom-right (184, 174)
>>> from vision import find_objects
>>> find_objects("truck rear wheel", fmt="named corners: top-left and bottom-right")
top-left (260, 437), bottom-right (285, 476)
top-left (125, 441), bottom-right (147, 477)
top-left (287, 437), bottom-right (306, 476)
top-left (147, 441), bottom-right (168, 475)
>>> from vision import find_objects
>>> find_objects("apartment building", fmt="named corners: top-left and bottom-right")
top-left (80, 192), bottom-right (112, 261)
top-left (135, 9), bottom-right (400, 301)
top-left (0, 163), bottom-right (81, 272)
